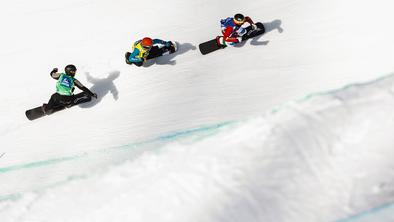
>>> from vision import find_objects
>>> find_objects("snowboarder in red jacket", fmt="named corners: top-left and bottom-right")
top-left (218, 13), bottom-right (257, 47)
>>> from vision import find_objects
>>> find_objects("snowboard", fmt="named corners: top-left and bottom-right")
top-left (125, 41), bottom-right (178, 65)
top-left (25, 92), bottom-right (92, 121)
top-left (199, 22), bottom-right (265, 55)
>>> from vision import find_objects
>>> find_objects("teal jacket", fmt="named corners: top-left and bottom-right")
top-left (51, 72), bottom-right (95, 97)
top-left (56, 73), bottom-right (75, 96)
top-left (127, 38), bottom-right (168, 63)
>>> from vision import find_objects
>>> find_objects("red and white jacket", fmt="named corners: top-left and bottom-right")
top-left (220, 16), bottom-right (255, 43)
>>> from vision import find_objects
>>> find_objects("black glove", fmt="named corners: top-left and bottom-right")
top-left (92, 93), bottom-right (98, 99)
top-left (51, 68), bottom-right (58, 74)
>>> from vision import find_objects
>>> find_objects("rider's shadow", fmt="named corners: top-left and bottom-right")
top-left (235, 19), bottom-right (283, 47)
top-left (143, 42), bottom-right (197, 67)
top-left (79, 70), bottom-right (120, 108)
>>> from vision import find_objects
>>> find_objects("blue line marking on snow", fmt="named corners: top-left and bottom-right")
top-left (271, 72), bottom-right (394, 113)
top-left (335, 202), bottom-right (394, 222)
top-left (0, 121), bottom-right (234, 174)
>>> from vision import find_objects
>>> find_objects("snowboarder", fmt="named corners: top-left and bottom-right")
top-left (218, 13), bottom-right (258, 47)
top-left (125, 37), bottom-right (176, 66)
top-left (43, 64), bottom-right (97, 114)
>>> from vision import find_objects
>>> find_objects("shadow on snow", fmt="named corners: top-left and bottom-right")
top-left (235, 19), bottom-right (284, 47)
top-left (78, 70), bottom-right (120, 108)
top-left (143, 42), bottom-right (197, 67)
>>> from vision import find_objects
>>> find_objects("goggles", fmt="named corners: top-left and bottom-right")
top-left (234, 18), bottom-right (245, 25)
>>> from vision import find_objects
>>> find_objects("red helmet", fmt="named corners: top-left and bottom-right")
top-left (141, 37), bottom-right (153, 49)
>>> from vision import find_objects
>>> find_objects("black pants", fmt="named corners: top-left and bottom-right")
top-left (45, 92), bottom-right (91, 113)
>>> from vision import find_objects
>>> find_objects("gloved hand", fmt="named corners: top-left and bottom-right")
top-left (216, 36), bottom-right (225, 47)
top-left (251, 23), bottom-right (258, 30)
top-left (236, 36), bottom-right (243, 43)
top-left (92, 93), bottom-right (98, 99)
top-left (51, 68), bottom-right (58, 74)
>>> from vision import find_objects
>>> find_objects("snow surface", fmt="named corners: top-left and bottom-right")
top-left (1, 0), bottom-right (394, 221)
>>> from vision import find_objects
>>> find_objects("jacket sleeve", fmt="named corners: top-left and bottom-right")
top-left (74, 79), bottom-right (95, 97)
top-left (245, 16), bottom-right (255, 25)
top-left (222, 26), bottom-right (239, 43)
top-left (152, 39), bottom-right (167, 46)
top-left (128, 48), bottom-right (143, 63)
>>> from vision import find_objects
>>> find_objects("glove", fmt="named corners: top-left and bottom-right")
top-left (251, 23), bottom-right (258, 30)
top-left (216, 36), bottom-right (226, 47)
top-left (51, 68), bottom-right (58, 74)
top-left (92, 93), bottom-right (98, 99)
top-left (236, 36), bottom-right (242, 43)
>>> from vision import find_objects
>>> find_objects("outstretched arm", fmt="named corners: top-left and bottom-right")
top-left (74, 79), bottom-right (97, 98)
top-left (153, 39), bottom-right (171, 47)
top-left (245, 16), bottom-right (258, 30)
top-left (153, 39), bottom-right (166, 45)
top-left (245, 16), bottom-right (255, 25)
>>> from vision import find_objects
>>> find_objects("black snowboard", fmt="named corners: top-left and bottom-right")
top-left (198, 38), bottom-right (224, 55)
top-left (125, 41), bottom-right (177, 65)
top-left (199, 22), bottom-right (265, 55)
top-left (25, 92), bottom-right (92, 121)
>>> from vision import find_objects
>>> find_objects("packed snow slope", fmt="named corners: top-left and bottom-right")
top-left (2, 73), bottom-right (394, 222)
top-left (1, 0), bottom-right (394, 221)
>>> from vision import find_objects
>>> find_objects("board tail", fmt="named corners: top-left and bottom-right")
top-left (199, 37), bottom-right (223, 55)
